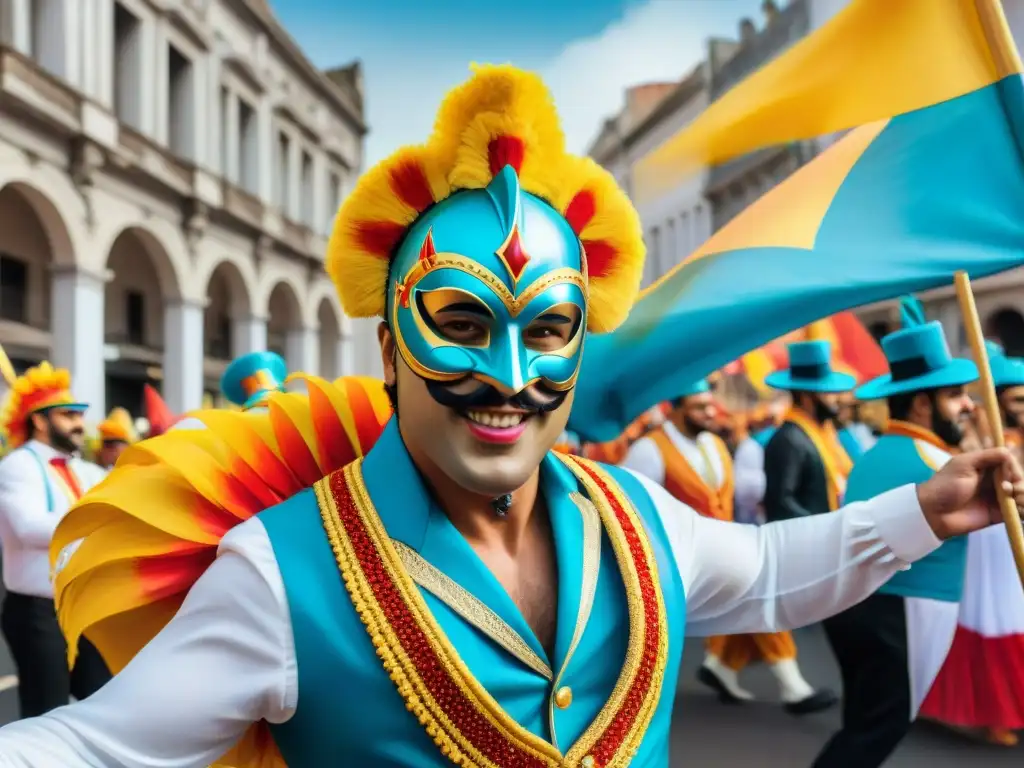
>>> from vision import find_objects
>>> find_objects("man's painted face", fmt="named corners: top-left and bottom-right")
top-left (383, 167), bottom-right (587, 495)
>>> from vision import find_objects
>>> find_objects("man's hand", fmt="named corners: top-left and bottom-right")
top-left (917, 447), bottom-right (1024, 540)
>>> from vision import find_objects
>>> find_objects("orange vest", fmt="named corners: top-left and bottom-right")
top-left (648, 428), bottom-right (735, 522)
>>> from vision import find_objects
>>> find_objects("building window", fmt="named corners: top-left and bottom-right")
top-left (300, 150), bottom-right (314, 226)
top-left (238, 99), bottom-right (258, 194)
top-left (275, 130), bottom-right (290, 211)
top-left (0, 255), bottom-right (28, 324)
top-left (125, 290), bottom-right (145, 345)
top-left (113, 2), bottom-right (143, 129)
top-left (167, 44), bottom-right (194, 159)
top-left (30, 0), bottom-right (66, 77)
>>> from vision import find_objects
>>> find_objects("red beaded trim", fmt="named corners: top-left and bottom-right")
top-left (321, 465), bottom-right (559, 767)
top-left (561, 457), bottom-right (668, 766)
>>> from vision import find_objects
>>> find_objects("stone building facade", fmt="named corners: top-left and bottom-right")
top-left (0, 0), bottom-right (372, 420)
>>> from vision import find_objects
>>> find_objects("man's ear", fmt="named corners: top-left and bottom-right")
top-left (378, 322), bottom-right (397, 386)
top-left (911, 391), bottom-right (932, 419)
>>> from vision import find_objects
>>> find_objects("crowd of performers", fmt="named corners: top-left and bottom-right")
top-left (556, 299), bottom-right (1024, 761)
top-left (0, 64), bottom-right (1021, 768)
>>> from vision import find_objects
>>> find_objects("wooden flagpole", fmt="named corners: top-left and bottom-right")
top-left (954, 271), bottom-right (1024, 590)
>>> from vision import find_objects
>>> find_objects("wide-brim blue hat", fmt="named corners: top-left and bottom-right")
top-left (221, 351), bottom-right (288, 409)
top-left (672, 378), bottom-right (711, 403)
top-left (764, 340), bottom-right (857, 393)
top-left (855, 319), bottom-right (978, 400)
top-left (992, 352), bottom-right (1024, 390)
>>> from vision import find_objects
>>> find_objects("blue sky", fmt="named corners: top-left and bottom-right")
top-left (272, 0), bottom-right (766, 164)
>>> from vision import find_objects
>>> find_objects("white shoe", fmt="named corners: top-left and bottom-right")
top-left (698, 656), bottom-right (755, 703)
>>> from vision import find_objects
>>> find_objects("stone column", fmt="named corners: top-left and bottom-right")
top-left (285, 326), bottom-right (318, 374)
top-left (93, 0), bottom-right (115, 109)
top-left (163, 299), bottom-right (205, 414)
top-left (287, 134), bottom-right (301, 221)
top-left (225, 90), bottom-right (240, 184)
top-left (233, 314), bottom-right (268, 356)
top-left (257, 100), bottom-right (274, 204)
top-left (10, 0), bottom-right (31, 54)
top-left (335, 334), bottom-right (355, 378)
top-left (51, 266), bottom-right (108, 421)
top-left (148, 18), bottom-right (166, 141)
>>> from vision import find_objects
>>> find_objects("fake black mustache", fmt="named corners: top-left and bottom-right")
top-left (426, 378), bottom-right (568, 414)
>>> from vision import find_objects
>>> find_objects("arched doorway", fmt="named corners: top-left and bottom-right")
top-left (317, 298), bottom-right (341, 379)
top-left (0, 183), bottom-right (69, 371)
top-left (987, 308), bottom-right (1024, 357)
top-left (104, 227), bottom-right (179, 414)
top-left (267, 281), bottom-right (303, 372)
top-left (204, 261), bottom-right (253, 404)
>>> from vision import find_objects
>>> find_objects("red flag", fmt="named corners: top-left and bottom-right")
top-left (143, 384), bottom-right (178, 436)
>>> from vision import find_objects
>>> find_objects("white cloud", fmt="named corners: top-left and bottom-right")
top-left (542, 0), bottom-right (762, 154)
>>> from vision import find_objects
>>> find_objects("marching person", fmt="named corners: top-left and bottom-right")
top-left (0, 362), bottom-right (111, 717)
top-left (812, 298), bottom-right (978, 768)
top-left (93, 407), bottom-right (137, 470)
top-left (763, 339), bottom-right (857, 522)
top-left (625, 379), bottom-right (835, 714)
top-left (919, 341), bottom-right (1024, 746)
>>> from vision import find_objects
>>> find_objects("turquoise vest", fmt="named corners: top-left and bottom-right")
top-left (844, 434), bottom-right (966, 602)
top-left (259, 420), bottom-right (687, 766)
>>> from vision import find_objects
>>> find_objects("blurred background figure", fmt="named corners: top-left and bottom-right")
top-left (92, 408), bottom-right (138, 470)
top-left (221, 351), bottom-right (289, 414)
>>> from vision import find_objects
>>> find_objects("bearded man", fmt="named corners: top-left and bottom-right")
top-left (812, 298), bottom-right (979, 768)
top-left (0, 363), bottom-right (110, 717)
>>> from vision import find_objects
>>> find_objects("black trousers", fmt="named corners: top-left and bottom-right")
top-left (812, 593), bottom-right (913, 768)
top-left (1, 590), bottom-right (112, 718)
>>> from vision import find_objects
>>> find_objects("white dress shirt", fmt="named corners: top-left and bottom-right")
top-left (733, 437), bottom-right (768, 525)
top-left (0, 470), bottom-right (939, 767)
top-left (0, 441), bottom-right (106, 598)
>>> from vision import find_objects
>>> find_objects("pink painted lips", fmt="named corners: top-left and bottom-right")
top-left (462, 410), bottom-right (530, 444)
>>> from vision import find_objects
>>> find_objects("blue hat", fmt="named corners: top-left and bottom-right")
top-left (764, 340), bottom-right (856, 393)
top-left (671, 378), bottom-right (711, 405)
top-left (220, 351), bottom-right (287, 410)
top-left (988, 342), bottom-right (1024, 390)
top-left (855, 297), bottom-right (978, 400)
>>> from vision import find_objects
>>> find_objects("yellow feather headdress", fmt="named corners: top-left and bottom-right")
top-left (0, 362), bottom-right (86, 449)
top-left (326, 64), bottom-right (645, 333)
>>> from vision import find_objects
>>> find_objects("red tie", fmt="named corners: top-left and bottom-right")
top-left (49, 457), bottom-right (83, 500)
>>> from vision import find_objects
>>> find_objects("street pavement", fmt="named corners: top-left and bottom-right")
top-left (0, 621), bottom-right (1018, 764)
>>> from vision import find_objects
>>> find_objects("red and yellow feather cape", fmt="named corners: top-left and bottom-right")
top-left (50, 375), bottom-right (393, 768)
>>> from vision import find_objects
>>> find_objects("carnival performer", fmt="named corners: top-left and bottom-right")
top-left (0, 363), bottom-right (110, 717)
top-left (812, 298), bottom-right (978, 768)
top-left (0, 66), bottom-right (1022, 768)
top-left (763, 339), bottom-right (856, 522)
top-left (624, 379), bottom-right (834, 714)
top-left (92, 407), bottom-right (137, 470)
top-left (918, 342), bottom-right (1024, 746)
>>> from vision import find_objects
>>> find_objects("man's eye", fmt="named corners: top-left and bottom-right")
top-left (439, 318), bottom-right (487, 343)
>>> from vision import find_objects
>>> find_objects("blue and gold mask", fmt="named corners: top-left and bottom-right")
top-left (326, 64), bottom-right (645, 401)
top-left (388, 167), bottom-right (586, 395)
